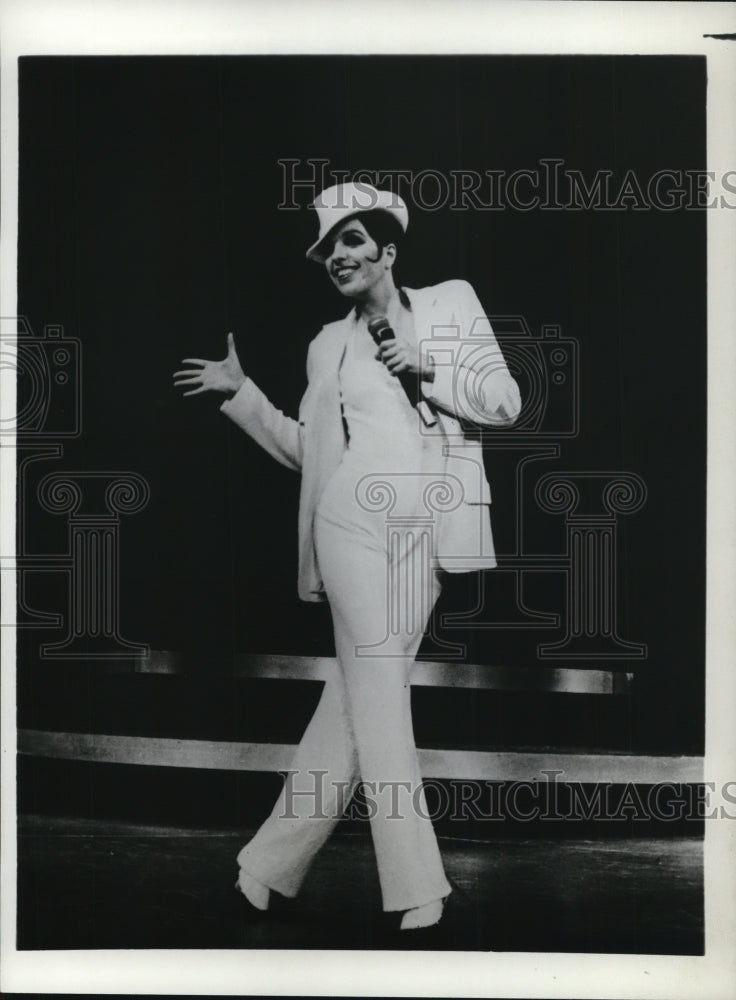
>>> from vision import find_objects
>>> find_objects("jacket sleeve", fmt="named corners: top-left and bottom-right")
top-left (219, 375), bottom-right (303, 472)
top-left (421, 280), bottom-right (522, 428)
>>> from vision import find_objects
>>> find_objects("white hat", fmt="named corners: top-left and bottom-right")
top-left (305, 182), bottom-right (409, 262)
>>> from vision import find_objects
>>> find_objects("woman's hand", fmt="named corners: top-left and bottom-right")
top-left (173, 332), bottom-right (246, 397)
top-left (375, 337), bottom-right (435, 382)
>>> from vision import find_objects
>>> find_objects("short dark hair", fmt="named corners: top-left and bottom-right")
top-left (349, 209), bottom-right (405, 254)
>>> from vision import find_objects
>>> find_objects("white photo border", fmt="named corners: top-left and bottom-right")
top-left (2, 1), bottom-right (735, 997)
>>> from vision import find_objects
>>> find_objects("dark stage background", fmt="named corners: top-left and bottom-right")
top-left (17, 55), bottom-right (706, 754)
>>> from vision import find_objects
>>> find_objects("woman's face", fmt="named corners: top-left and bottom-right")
top-left (323, 218), bottom-right (394, 299)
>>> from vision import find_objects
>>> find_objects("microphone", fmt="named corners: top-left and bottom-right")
top-left (367, 316), bottom-right (437, 427)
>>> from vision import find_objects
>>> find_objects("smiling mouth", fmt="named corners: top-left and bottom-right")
top-left (332, 266), bottom-right (358, 282)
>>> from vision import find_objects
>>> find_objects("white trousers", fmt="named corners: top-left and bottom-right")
top-left (237, 508), bottom-right (452, 912)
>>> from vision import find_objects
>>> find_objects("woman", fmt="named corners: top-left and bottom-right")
top-left (173, 183), bottom-right (521, 931)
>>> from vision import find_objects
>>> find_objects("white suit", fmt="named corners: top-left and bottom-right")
top-left (221, 279), bottom-right (520, 911)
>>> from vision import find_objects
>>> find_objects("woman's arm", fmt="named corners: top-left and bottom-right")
top-left (173, 332), bottom-right (303, 471)
top-left (220, 377), bottom-right (303, 472)
top-left (421, 281), bottom-right (522, 427)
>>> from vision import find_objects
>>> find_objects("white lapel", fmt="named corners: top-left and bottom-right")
top-left (403, 284), bottom-right (456, 357)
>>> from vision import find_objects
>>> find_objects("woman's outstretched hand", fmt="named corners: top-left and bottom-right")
top-left (173, 332), bottom-right (246, 397)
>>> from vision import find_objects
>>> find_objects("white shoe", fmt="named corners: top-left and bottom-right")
top-left (235, 870), bottom-right (270, 911)
top-left (399, 897), bottom-right (445, 930)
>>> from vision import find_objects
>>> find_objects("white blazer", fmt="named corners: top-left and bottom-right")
top-left (221, 279), bottom-right (521, 601)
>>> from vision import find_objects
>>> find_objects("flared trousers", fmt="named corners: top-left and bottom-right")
top-left (236, 504), bottom-right (452, 912)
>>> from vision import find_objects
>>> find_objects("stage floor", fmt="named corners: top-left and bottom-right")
top-left (16, 815), bottom-right (702, 953)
